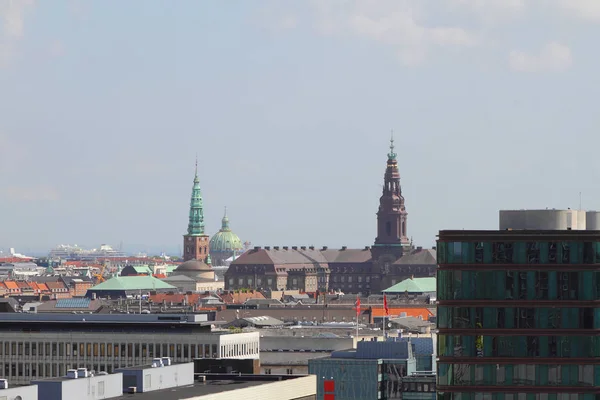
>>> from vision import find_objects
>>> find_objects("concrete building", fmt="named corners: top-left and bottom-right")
top-left (260, 330), bottom-right (381, 375)
top-left (437, 210), bottom-right (600, 398)
top-left (309, 337), bottom-right (436, 400)
top-left (116, 362), bottom-right (194, 393)
top-left (114, 374), bottom-right (316, 400)
top-left (0, 313), bottom-right (259, 385)
top-left (32, 370), bottom-right (123, 400)
top-left (0, 382), bottom-right (38, 399)
top-left (500, 209), bottom-right (587, 230)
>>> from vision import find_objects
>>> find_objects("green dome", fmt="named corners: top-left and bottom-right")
top-left (209, 207), bottom-right (243, 256)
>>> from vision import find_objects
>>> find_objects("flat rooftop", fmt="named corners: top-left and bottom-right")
top-left (115, 380), bottom-right (269, 400)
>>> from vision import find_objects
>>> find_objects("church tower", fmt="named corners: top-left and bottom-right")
top-left (182, 160), bottom-right (211, 262)
top-left (373, 133), bottom-right (411, 258)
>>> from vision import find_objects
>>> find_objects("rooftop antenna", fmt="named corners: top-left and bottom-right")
top-left (579, 192), bottom-right (582, 210)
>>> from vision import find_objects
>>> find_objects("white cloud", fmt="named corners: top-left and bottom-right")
top-left (509, 42), bottom-right (573, 72)
top-left (557, 0), bottom-right (600, 22)
top-left (0, 0), bottom-right (35, 67)
top-left (308, 0), bottom-right (479, 65)
top-left (451, 0), bottom-right (525, 14)
top-left (47, 39), bottom-right (66, 58)
top-left (3, 185), bottom-right (60, 202)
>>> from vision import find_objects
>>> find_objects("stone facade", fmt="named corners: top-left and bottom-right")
top-left (224, 137), bottom-right (437, 294)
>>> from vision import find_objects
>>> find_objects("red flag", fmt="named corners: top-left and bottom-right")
top-left (383, 294), bottom-right (389, 316)
top-left (355, 296), bottom-right (361, 317)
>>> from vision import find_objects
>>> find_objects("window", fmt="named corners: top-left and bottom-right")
top-left (98, 381), bottom-right (105, 396)
top-left (286, 368), bottom-right (293, 374)
top-left (386, 221), bottom-right (392, 236)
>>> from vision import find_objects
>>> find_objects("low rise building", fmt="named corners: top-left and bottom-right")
top-left (116, 361), bottom-right (194, 393)
top-left (0, 313), bottom-right (259, 385)
top-left (309, 337), bottom-right (436, 400)
top-left (85, 276), bottom-right (176, 298)
top-left (32, 369), bottom-right (123, 400)
top-left (0, 381), bottom-right (38, 399)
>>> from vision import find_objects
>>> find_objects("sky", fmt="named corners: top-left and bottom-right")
top-left (1, 0), bottom-right (600, 255)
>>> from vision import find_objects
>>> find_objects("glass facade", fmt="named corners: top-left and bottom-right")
top-left (437, 233), bottom-right (600, 400)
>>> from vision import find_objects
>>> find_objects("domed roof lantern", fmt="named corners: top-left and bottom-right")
top-left (221, 206), bottom-right (231, 232)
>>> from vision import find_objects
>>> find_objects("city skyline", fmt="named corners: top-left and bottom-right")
top-left (1, 1), bottom-right (600, 252)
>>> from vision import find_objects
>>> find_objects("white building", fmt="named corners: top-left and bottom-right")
top-left (0, 313), bottom-right (259, 385)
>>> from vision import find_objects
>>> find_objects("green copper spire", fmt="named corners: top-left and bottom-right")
top-left (187, 158), bottom-right (205, 235)
top-left (388, 130), bottom-right (397, 160)
top-left (221, 206), bottom-right (230, 231)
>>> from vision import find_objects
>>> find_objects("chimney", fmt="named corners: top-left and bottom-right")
top-left (416, 246), bottom-right (423, 251)
top-left (292, 246), bottom-right (298, 250)
top-left (364, 246), bottom-right (369, 250)
top-left (411, 275), bottom-right (414, 280)
top-left (309, 246), bottom-right (315, 250)
top-left (265, 246), bottom-right (271, 250)
top-left (301, 246), bottom-right (307, 250)
top-left (322, 246), bottom-right (328, 251)
top-left (254, 246), bottom-right (260, 250)
top-left (341, 246), bottom-right (347, 250)
top-left (283, 246), bottom-right (288, 250)
top-left (273, 246), bottom-right (279, 250)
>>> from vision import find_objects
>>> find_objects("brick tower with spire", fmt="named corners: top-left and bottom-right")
top-left (372, 132), bottom-right (411, 261)
top-left (182, 159), bottom-right (211, 263)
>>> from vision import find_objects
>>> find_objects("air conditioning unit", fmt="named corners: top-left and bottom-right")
top-left (66, 369), bottom-right (78, 379)
top-left (77, 368), bottom-right (89, 378)
top-left (0, 379), bottom-right (8, 389)
top-left (128, 387), bottom-right (137, 394)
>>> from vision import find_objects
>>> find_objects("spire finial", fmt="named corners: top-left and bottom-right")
top-left (221, 206), bottom-right (230, 231)
top-left (388, 130), bottom-right (397, 160)
top-left (195, 154), bottom-right (198, 177)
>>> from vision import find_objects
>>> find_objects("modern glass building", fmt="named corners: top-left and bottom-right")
top-left (436, 229), bottom-right (600, 400)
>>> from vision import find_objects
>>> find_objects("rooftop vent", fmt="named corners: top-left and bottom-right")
top-left (128, 387), bottom-right (137, 394)
top-left (309, 246), bottom-right (315, 250)
top-left (341, 246), bottom-right (347, 250)
top-left (283, 246), bottom-right (288, 250)
top-left (264, 246), bottom-right (271, 250)
top-left (77, 368), bottom-right (89, 378)
top-left (162, 357), bottom-right (172, 366)
top-left (0, 379), bottom-right (8, 389)
top-left (66, 369), bottom-right (78, 379)
top-left (273, 246), bottom-right (279, 250)
top-left (322, 246), bottom-right (328, 250)
top-left (301, 246), bottom-right (307, 250)
top-left (253, 246), bottom-right (260, 250)
top-left (364, 246), bottom-right (370, 250)
top-left (151, 358), bottom-right (163, 368)
top-left (416, 246), bottom-right (423, 251)
top-left (292, 246), bottom-right (298, 250)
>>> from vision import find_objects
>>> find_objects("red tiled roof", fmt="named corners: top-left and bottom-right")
top-left (220, 291), bottom-right (265, 304)
top-left (16, 281), bottom-right (30, 288)
top-left (46, 281), bottom-right (66, 290)
top-left (4, 281), bottom-right (18, 289)
top-left (37, 283), bottom-right (49, 291)
top-left (371, 307), bottom-right (433, 320)
top-left (0, 282), bottom-right (6, 289)
top-left (153, 274), bottom-right (167, 279)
